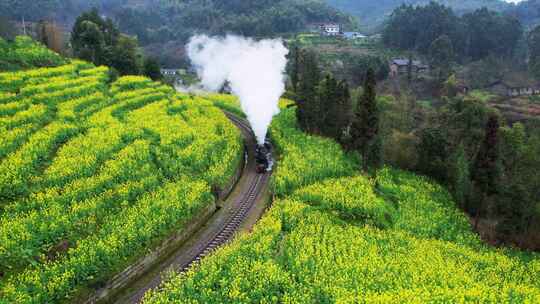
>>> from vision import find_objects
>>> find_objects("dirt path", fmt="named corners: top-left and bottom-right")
top-left (104, 113), bottom-right (272, 304)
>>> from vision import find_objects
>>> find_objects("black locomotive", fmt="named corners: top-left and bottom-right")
top-left (255, 141), bottom-right (273, 174)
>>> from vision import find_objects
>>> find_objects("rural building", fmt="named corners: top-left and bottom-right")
top-left (319, 23), bottom-right (341, 36)
top-left (487, 73), bottom-right (540, 97)
top-left (389, 59), bottom-right (429, 77)
top-left (160, 69), bottom-right (178, 76)
top-left (343, 32), bottom-right (366, 40)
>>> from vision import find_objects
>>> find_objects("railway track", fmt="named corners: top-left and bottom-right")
top-left (180, 113), bottom-right (269, 272)
top-left (109, 112), bottom-right (272, 304)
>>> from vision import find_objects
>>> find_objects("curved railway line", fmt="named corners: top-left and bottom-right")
top-left (106, 112), bottom-right (272, 304)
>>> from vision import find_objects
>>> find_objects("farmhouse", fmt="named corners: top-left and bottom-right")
top-left (389, 59), bottom-right (429, 77)
top-left (343, 32), bottom-right (366, 40)
top-left (319, 23), bottom-right (341, 36)
top-left (160, 69), bottom-right (178, 76)
top-left (487, 73), bottom-right (540, 97)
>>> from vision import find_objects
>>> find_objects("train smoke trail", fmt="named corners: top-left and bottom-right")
top-left (186, 35), bottom-right (288, 144)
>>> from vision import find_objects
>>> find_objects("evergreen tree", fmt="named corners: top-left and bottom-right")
top-left (319, 74), bottom-right (339, 137)
top-left (429, 34), bottom-right (454, 82)
top-left (296, 49), bottom-right (321, 133)
top-left (109, 34), bottom-right (140, 76)
top-left (336, 80), bottom-right (352, 142)
top-left (351, 68), bottom-right (380, 172)
top-left (289, 44), bottom-right (300, 92)
top-left (0, 15), bottom-right (15, 40)
top-left (448, 144), bottom-right (471, 209)
top-left (143, 57), bottom-right (162, 81)
top-left (417, 127), bottom-right (449, 182)
top-left (472, 113), bottom-right (502, 225)
top-left (473, 113), bottom-right (501, 196)
top-left (528, 25), bottom-right (540, 79)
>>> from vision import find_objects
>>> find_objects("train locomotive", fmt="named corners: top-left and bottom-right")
top-left (255, 140), bottom-right (273, 174)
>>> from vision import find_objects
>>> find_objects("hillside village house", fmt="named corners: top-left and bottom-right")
top-left (487, 73), bottom-right (540, 97)
top-left (389, 59), bottom-right (429, 77)
top-left (320, 23), bottom-right (341, 36)
top-left (160, 69), bottom-right (178, 76)
top-left (343, 32), bottom-right (366, 40)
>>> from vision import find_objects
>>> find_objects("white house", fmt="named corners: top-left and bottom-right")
top-left (343, 32), bottom-right (366, 40)
top-left (320, 23), bottom-right (341, 36)
top-left (160, 69), bottom-right (178, 76)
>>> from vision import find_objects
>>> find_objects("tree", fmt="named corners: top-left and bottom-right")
top-left (429, 35), bottom-right (454, 82)
top-left (416, 127), bottom-right (449, 182)
top-left (0, 15), bottom-right (16, 41)
top-left (143, 57), bottom-right (162, 81)
top-left (448, 144), bottom-right (471, 209)
top-left (71, 8), bottom-right (120, 66)
top-left (296, 49), bottom-right (321, 133)
top-left (71, 17), bottom-right (106, 64)
top-left (288, 43), bottom-right (300, 91)
top-left (318, 74), bottom-right (338, 137)
top-left (472, 113), bottom-right (501, 195)
top-left (37, 20), bottom-right (65, 54)
top-left (528, 25), bottom-right (540, 79)
top-left (442, 74), bottom-right (459, 98)
top-left (463, 8), bottom-right (522, 60)
top-left (471, 113), bottom-right (502, 226)
top-left (351, 68), bottom-right (380, 172)
top-left (109, 34), bottom-right (140, 76)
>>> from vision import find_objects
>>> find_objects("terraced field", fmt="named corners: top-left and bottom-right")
top-left (0, 63), bottom-right (243, 303)
top-left (144, 100), bottom-right (540, 303)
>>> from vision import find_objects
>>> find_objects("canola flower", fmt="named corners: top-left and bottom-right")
top-left (143, 106), bottom-right (540, 304)
top-left (0, 62), bottom-right (243, 303)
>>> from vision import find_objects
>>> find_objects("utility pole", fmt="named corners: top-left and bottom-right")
top-left (22, 16), bottom-right (27, 35)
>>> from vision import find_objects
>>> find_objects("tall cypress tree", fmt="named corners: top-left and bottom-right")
top-left (335, 80), bottom-right (352, 142)
top-left (472, 113), bottom-right (502, 225)
top-left (351, 68), bottom-right (380, 172)
top-left (296, 49), bottom-right (321, 133)
top-left (319, 74), bottom-right (339, 137)
top-left (290, 44), bottom-right (300, 92)
top-left (473, 113), bottom-right (501, 195)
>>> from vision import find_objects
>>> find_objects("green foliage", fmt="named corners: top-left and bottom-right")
top-left (472, 113), bottom-right (502, 196)
top-left (270, 108), bottom-right (357, 197)
top-left (429, 35), bottom-right (454, 82)
top-left (447, 144), bottom-right (471, 209)
top-left (326, 0), bottom-right (511, 31)
top-left (0, 60), bottom-right (243, 302)
top-left (143, 57), bottom-right (162, 81)
top-left (72, 9), bottom-right (141, 76)
top-left (351, 68), bottom-right (380, 171)
top-left (529, 25), bottom-right (540, 79)
top-left (143, 97), bottom-right (539, 304)
top-left (0, 36), bottom-right (65, 71)
top-left (417, 127), bottom-right (449, 182)
top-left (383, 3), bottom-right (522, 61)
top-left (0, 15), bottom-right (16, 41)
top-left (295, 49), bottom-right (321, 133)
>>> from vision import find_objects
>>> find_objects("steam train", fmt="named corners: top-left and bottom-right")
top-left (255, 140), bottom-right (273, 174)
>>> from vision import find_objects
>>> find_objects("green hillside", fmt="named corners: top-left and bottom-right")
top-left (144, 99), bottom-right (540, 303)
top-left (0, 49), bottom-right (243, 302)
top-left (0, 36), bottom-right (65, 71)
top-left (326, 0), bottom-right (511, 31)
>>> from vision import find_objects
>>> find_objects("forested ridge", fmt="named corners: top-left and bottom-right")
top-left (326, 0), bottom-right (512, 30)
top-left (0, 0), bottom-right (355, 42)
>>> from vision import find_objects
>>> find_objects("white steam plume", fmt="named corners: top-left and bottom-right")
top-left (186, 35), bottom-right (288, 144)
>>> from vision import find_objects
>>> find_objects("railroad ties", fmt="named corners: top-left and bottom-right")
top-left (180, 113), bottom-right (268, 273)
